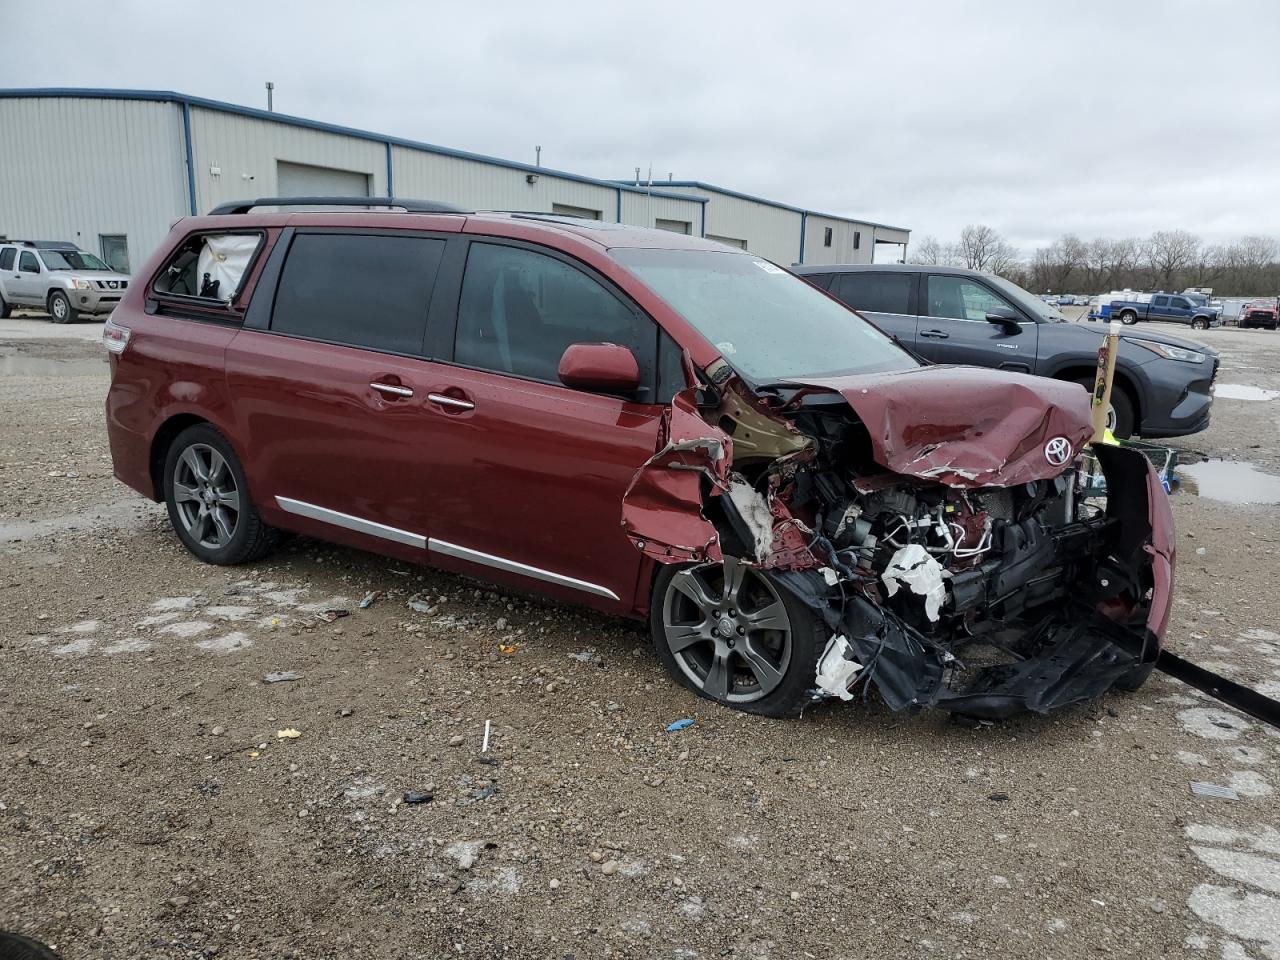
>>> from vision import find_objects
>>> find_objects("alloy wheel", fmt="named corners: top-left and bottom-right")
top-left (661, 557), bottom-right (793, 704)
top-left (172, 443), bottom-right (240, 549)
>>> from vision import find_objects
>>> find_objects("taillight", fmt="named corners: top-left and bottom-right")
top-left (103, 316), bottom-right (131, 355)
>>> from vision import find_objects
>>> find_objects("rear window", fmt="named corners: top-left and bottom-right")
top-left (154, 232), bottom-right (264, 304)
top-left (270, 233), bottom-right (444, 355)
top-left (830, 272), bottom-right (913, 315)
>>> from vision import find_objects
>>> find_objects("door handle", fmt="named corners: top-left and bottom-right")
top-left (427, 392), bottom-right (475, 411)
top-left (919, 329), bottom-right (950, 339)
top-left (371, 381), bottom-right (414, 398)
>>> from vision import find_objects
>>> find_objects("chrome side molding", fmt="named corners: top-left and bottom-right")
top-left (428, 537), bottom-right (620, 601)
top-left (274, 496), bottom-right (427, 549)
top-left (273, 497), bottom-right (619, 602)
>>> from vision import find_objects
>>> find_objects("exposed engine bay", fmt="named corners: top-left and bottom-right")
top-left (623, 360), bottom-right (1175, 719)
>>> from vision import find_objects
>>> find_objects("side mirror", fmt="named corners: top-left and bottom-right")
top-left (558, 342), bottom-right (641, 393)
top-left (985, 307), bottom-right (1022, 333)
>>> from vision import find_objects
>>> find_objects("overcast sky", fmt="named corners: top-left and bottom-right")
top-left (8, 0), bottom-right (1279, 253)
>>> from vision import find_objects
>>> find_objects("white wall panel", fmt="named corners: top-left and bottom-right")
top-left (391, 148), bottom-right (617, 218)
top-left (0, 97), bottom-right (187, 270)
top-left (189, 107), bottom-right (387, 214)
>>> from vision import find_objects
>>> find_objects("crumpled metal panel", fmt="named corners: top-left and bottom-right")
top-left (620, 388), bottom-right (730, 563)
top-left (789, 366), bottom-right (1095, 488)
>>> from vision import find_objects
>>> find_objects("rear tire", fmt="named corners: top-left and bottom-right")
top-left (1119, 311), bottom-right (1138, 326)
top-left (48, 291), bottom-right (76, 324)
top-left (0, 294), bottom-right (11, 319)
top-left (163, 423), bottom-right (280, 565)
top-left (650, 558), bottom-right (829, 717)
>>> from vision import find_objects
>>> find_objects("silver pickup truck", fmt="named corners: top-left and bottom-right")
top-left (0, 240), bottom-right (131, 323)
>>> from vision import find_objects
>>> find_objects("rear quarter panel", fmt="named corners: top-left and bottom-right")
top-left (105, 223), bottom-right (282, 499)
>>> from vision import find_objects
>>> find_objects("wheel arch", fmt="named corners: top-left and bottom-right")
top-left (148, 413), bottom-right (212, 501)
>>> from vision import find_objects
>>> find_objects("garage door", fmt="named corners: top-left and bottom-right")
top-left (276, 161), bottom-right (371, 198)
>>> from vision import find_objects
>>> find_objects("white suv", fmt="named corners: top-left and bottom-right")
top-left (0, 241), bottom-right (131, 323)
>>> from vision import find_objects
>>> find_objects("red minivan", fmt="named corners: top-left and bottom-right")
top-left (104, 198), bottom-right (1174, 720)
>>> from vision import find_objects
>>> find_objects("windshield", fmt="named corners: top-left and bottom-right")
top-left (38, 249), bottom-right (111, 271)
top-left (986, 274), bottom-right (1066, 322)
top-left (612, 249), bottom-right (917, 381)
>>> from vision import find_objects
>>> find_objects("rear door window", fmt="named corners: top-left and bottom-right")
top-left (454, 242), bottom-right (655, 388)
top-left (831, 272), bottom-right (914, 314)
top-left (270, 233), bottom-right (444, 354)
top-left (0, 248), bottom-right (14, 271)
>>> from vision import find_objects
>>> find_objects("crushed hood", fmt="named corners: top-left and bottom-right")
top-left (790, 366), bottom-right (1094, 488)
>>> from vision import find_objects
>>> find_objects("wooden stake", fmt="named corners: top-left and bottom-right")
top-left (1091, 321), bottom-right (1121, 443)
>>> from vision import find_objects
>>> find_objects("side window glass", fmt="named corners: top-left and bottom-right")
top-left (1153, 295), bottom-right (1168, 308)
top-left (832, 273), bottom-right (912, 314)
top-left (19, 251), bottom-right (39, 273)
top-left (455, 243), bottom-right (654, 388)
top-left (271, 233), bottom-right (444, 353)
top-left (155, 233), bottom-right (264, 303)
top-left (926, 276), bottom-right (1014, 321)
top-left (0, 248), bottom-right (14, 271)
top-left (1173, 297), bottom-right (1190, 309)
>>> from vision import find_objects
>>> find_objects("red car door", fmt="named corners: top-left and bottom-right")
top-left (414, 239), bottom-right (668, 612)
top-left (225, 230), bottom-right (450, 558)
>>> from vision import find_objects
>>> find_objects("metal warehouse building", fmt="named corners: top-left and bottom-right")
top-left (0, 89), bottom-right (909, 275)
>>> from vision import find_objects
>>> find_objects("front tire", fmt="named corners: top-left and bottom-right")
top-left (163, 424), bottom-right (279, 565)
top-left (650, 557), bottom-right (828, 717)
top-left (1072, 376), bottom-right (1136, 439)
top-left (1191, 318), bottom-right (1209, 331)
top-left (48, 290), bottom-right (76, 324)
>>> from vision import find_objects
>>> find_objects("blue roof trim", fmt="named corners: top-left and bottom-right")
top-left (617, 179), bottom-right (910, 233)
top-left (0, 87), bottom-right (707, 206)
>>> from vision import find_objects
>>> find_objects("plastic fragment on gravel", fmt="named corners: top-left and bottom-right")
top-left (1190, 781), bottom-right (1239, 800)
top-left (358, 591), bottom-right (382, 609)
top-left (666, 718), bottom-right (695, 733)
top-left (263, 671), bottom-right (303, 684)
top-left (276, 728), bottom-right (302, 739)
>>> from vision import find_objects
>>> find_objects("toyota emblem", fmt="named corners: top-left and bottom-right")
top-left (1044, 436), bottom-right (1073, 466)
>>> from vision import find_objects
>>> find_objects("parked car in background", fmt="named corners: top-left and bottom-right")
top-left (794, 263), bottom-right (1219, 439)
top-left (1073, 294), bottom-right (1090, 306)
top-left (1108, 292), bottom-right (1221, 330)
top-left (1239, 301), bottom-right (1280, 330)
top-left (0, 240), bottom-right (131, 322)
top-left (1056, 294), bottom-right (1074, 306)
top-left (101, 197), bottom-right (1172, 721)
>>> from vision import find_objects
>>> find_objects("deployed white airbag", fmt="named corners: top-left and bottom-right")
top-left (196, 235), bottom-right (259, 301)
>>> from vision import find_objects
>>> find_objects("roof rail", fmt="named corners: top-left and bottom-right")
top-left (206, 196), bottom-right (468, 215)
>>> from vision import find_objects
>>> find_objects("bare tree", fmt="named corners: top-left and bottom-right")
top-left (957, 224), bottom-right (1013, 272)
top-left (1190, 243), bottom-right (1228, 288)
top-left (1144, 230), bottom-right (1200, 290)
top-left (910, 235), bottom-right (951, 266)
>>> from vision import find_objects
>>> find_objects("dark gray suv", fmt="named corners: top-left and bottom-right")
top-left (794, 264), bottom-right (1218, 438)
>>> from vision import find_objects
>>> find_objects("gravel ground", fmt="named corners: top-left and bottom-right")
top-left (1, 316), bottom-right (1278, 960)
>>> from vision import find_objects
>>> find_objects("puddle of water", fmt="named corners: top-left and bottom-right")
top-left (1214, 383), bottom-right (1280, 401)
top-left (1177, 460), bottom-right (1280, 505)
top-left (0, 354), bottom-right (108, 377)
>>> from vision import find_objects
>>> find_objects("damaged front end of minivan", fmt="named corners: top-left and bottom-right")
top-left (625, 360), bottom-right (1175, 719)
